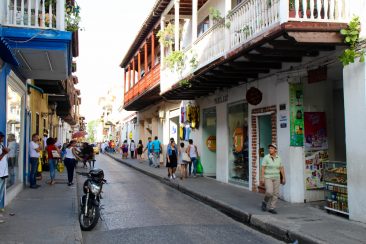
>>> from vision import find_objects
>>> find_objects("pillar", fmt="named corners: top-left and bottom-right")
top-left (174, 0), bottom-right (180, 51)
top-left (192, 0), bottom-right (198, 43)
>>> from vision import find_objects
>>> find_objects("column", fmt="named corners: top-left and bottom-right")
top-left (151, 33), bottom-right (155, 67)
top-left (128, 65), bottom-right (131, 91)
top-left (132, 58), bottom-right (135, 86)
top-left (160, 17), bottom-right (165, 66)
top-left (56, 0), bottom-right (65, 30)
top-left (138, 52), bottom-right (141, 80)
top-left (124, 70), bottom-right (127, 93)
top-left (174, 0), bottom-right (180, 51)
top-left (224, 0), bottom-right (232, 51)
top-left (192, 0), bottom-right (198, 43)
top-left (144, 42), bottom-right (148, 73)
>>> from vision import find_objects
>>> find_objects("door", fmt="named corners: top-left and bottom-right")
top-left (202, 107), bottom-right (216, 177)
top-left (258, 115), bottom-right (272, 177)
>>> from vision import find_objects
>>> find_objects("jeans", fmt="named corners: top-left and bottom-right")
top-left (148, 153), bottom-right (153, 166)
top-left (153, 152), bottom-right (160, 167)
top-left (64, 158), bottom-right (76, 183)
top-left (0, 178), bottom-right (6, 209)
top-left (264, 178), bottom-right (280, 209)
top-left (29, 157), bottom-right (38, 186)
top-left (48, 159), bottom-right (57, 180)
top-left (191, 157), bottom-right (197, 176)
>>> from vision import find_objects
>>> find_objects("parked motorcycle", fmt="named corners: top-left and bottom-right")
top-left (78, 168), bottom-right (106, 231)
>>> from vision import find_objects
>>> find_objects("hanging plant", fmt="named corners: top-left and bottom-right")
top-left (165, 50), bottom-right (186, 74)
top-left (157, 23), bottom-right (175, 48)
top-left (179, 79), bottom-right (192, 88)
top-left (65, 1), bottom-right (81, 32)
top-left (339, 16), bottom-right (365, 66)
top-left (209, 7), bottom-right (231, 29)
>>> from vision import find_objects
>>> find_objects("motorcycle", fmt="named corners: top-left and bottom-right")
top-left (78, 168), bottom-right (107, 231)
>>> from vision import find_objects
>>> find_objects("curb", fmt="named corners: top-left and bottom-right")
top-left (74, 170), bottom-right (83, 244)
top-left (107, 153), bottom-right (324, 244)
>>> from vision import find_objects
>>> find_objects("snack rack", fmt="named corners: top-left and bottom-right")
top-left (323, 161), bottom-right (348, 215)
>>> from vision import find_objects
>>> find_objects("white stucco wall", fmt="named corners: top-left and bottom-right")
top-left (343, 60), bottom-right (366, 223)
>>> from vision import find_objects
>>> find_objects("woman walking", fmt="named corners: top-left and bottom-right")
top-left (178, 142), bottom-right (189, 180)
top-left (186, 139), bottom-right (199, 177)
top-left (260, 143), bottom-right (286, 214)
top-left (137, 140), bottom-right (144, 159)
top-left (121, 140), bottom-right (129, 159)
top-left (64, 140), bottom-right (77, 186)
top-left (46, 138), bottom-right (60, 185)
top-left (166, 138), bottom-right (178, 180)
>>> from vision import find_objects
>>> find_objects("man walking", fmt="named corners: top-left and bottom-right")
top-left (143, 137), bottom-right (153, 166)
top-left (0, 131), bottom-right (9, 217)
top-left (29, 134), bottom-right (41, 189)
top-left (260, 143), bottom-right (286, 214)
top-left (151, 136), bottom-right (162, 168)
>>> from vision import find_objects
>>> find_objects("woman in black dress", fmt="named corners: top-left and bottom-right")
top-left (137, 140), bottom-right (143, 159)
top-left (166, 138), bottom-right (178, 179)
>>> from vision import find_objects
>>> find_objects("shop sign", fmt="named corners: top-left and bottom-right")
top-left (289, 83), bottom-right (304, 146)
top-left (308, 66), bottom-right (327, 84)
top-left (214, 94), bottom-right (228, 104)
top-left (206, 136), bottom-right (216, 152)
top-left (233, 127), bottom-right (244, 153)
top-left (304, 112), bottom-right (328, 151)
top-left (246, 87), bottom-right (262, 105)
top-left (305, 150), bottom-right (328, 190)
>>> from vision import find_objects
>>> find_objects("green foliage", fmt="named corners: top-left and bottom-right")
top-left (165, 50), bottom-right (186, 73)
top-left (157, 23), bottom-right (175, 48)
top-left (189, 52), bottom-right (198, 70)
top-left (86, 120), bottom-right (100, 143)
top-left (179, 79), bottom-right (192, 88)
top-left (65, 1), bottom-right (81, 32)
top-left (209, 7), bottom-right (222, 22)
top-left (339, 17), bottom-right (365, 66)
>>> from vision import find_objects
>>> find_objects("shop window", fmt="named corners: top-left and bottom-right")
top-left (228, 102), bottom-right (249, 186)
top-left (197, 16), bottom-right (209, 37)
top-left (6, 84), bottom-right (23, 189)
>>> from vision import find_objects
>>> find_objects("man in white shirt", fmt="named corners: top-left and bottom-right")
top-left (29, 134), bottom-right (41, 189)
top-left (0, 131), bottom-right (9, 215)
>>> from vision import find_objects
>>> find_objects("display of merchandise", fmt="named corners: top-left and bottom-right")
top-left (323, 161), bottom-right (348, 215)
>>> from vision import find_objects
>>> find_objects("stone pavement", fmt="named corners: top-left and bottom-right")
top-left (0, 168), bottom-right (82, 244)
top-left (106, 152), bottom-right (366, 244)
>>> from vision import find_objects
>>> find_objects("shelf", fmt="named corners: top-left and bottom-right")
top-left (325, 182), bottom-right (347, 188)
top-left (325, 170), bottom-right (347, 175)
top-left (324, 189), bottom-right (347, 194)
top-left (324, 206), bottom-right (349, 215)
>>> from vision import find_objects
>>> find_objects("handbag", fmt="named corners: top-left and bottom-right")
top-left (56, 161), bottom-right (64, 173)
top-left (182, 152), bottom-right (191, 163)
top-left (51, 150), bottom-right (60, 158)
top-left (196, 157), bottom-right (203, 174)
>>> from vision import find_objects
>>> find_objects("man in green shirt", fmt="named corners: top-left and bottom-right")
top-left (260, 143), bottom-right (286, 214)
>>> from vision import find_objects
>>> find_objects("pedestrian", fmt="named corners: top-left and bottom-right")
top-left (121, 140), bottom-right (129, 159)
top-left (64, 140), bottom-right (77, 186)
top-left (0, 132), bottom-right (9, 215)
top-left (137, 140), bottom-right (144, 159)
top-left (130, 140), bottom-right (136, 159)
top-left (143, 137), bottom-right (153, 166)
top-left (152, 136), bottom-right (162, 168)
top-left (166, 138), bottom-right (178, 179)
top-left (186, 139), bottom-right (199, 177)
top-left (178, 142), bottom-right (189, 180)
top-left (29, 134), bottom-right (41, 189)
top-left (260, 143), bottom-right (286, 214)
top-left (46, 137), bottom-right (60, 185)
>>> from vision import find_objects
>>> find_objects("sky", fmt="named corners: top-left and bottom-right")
top-left (76, 0), bottom-right (156, 122)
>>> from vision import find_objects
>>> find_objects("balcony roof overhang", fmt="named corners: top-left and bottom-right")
top-left (34, 80), bottom-right (65, 94)
top-left (123, 84), bottom-right (162, 111)
top-left (0, 26), bottom-right (72, 80)
top-left (120, 0), bottom-right (208, 68)
top-left (161, 22), bottom-right (347, 100)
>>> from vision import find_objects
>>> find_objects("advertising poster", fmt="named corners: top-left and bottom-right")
top-left (305, 150), bottom-right (328, 189)
top-left (289, 83), bottom-right (304, 146)
top-left (304, 112), bottom-right (328, 151)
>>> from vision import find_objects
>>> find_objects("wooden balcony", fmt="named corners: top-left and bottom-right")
top-left (160, 0), bottom-right (355, 99)
top-left (123, 64), bottom-right (161, 111)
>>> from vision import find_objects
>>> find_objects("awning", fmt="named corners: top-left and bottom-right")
top-left (0, 37), bottom-right (19, 66)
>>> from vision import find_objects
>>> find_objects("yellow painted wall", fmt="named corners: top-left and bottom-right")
top-left (29, 82), bottom-right (49, 139)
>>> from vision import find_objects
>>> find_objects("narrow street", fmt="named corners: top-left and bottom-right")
top-left (78, 154), bottom-right (282, 244)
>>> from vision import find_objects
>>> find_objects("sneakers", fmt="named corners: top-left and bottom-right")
top-left (268, 209), bottom-right (278, 214)
top-left (172, 174), bottom-right (176, 179)
top-left (67, 182), bottom-right (73, 186)
top-left (169, 176), bottom-right (173, 180)
top-left (261, 201), bottom-right (267, 212)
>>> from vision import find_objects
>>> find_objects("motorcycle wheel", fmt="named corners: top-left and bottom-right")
top-left (79, 205), bottom-right (100, 231)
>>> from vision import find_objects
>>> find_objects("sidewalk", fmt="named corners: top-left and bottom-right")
top-left (0, 169), bottom-right (82, 244)
top-left (107, 153), bottom-right (366, 244)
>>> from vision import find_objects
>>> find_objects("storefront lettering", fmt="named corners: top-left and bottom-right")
top-left (214, 94), bottom-right (228, 104)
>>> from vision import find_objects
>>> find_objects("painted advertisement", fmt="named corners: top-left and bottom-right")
top-left (305, 150), bottom-right (328, 190)
top-left (289, 83), bottom-right (304, 146)
top-left (304, 112), bottom-right (328, 151)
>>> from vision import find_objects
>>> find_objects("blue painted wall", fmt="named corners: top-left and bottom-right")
top-left (0, 64), bottom-right (10, 135)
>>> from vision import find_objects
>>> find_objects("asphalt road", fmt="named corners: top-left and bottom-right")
top-left (78, 154), bottom-right (283, 244)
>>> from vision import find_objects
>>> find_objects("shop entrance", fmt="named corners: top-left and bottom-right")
top-left (258, 115), bottom-right (272, 177)
top-left (202, 107), bottom-right (216, 177)
top-left (169, 116), bottom-right (179, 143)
